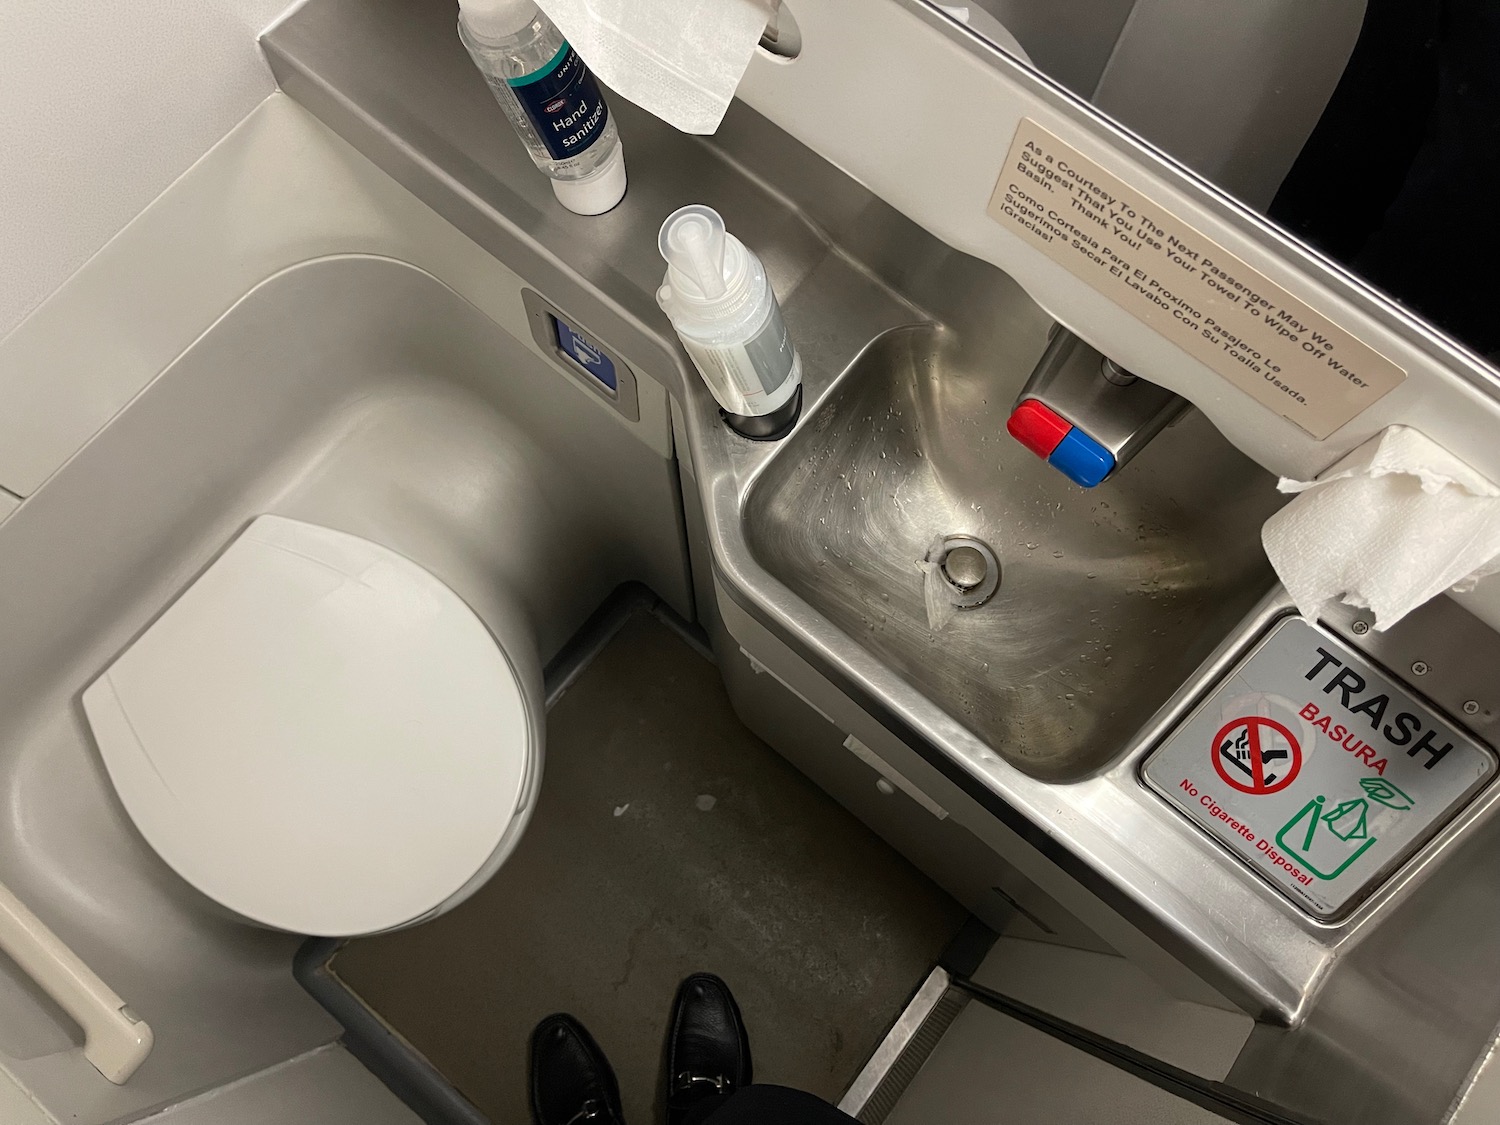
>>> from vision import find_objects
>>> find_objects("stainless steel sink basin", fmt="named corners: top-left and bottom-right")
top-left (744, 324), bottom-right (1284, 780)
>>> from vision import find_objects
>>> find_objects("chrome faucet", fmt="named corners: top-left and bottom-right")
top-left (1006, 328), bottom-right (1186, 487)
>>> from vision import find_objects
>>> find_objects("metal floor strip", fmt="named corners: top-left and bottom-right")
top-left (838, 968), bottom-right (968, 1124)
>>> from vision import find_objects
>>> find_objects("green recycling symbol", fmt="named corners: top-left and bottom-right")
top-left (1276, 779), bottom-right (1415, 880)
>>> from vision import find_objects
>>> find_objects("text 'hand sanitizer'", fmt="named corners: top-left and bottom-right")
top-left (657, 206), bottom-right (803, 439)
top-left (458, 0), bottom-right (626, 215)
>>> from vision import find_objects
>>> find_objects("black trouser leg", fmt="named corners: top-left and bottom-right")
top-left (1270, 0), bottom-right (1500, 357)
top-left (1269, 0), bottom-right (1440, 258)
top-left (1352, 0), bottom-right (1500, 355)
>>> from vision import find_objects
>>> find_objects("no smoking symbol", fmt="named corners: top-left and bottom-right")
top-left (1212, 716), bottom-right (1302, 795)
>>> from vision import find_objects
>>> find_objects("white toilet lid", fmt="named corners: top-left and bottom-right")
top-left (82, 515), bottom-right (536, 936)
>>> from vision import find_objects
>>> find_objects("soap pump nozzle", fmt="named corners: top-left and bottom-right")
top-left (660, 205), bottom-right (733, 303)
top-left (656, 205), bottom-right (803, 440)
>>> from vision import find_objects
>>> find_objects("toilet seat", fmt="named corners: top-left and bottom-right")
top-left (82, 515), bottom-right (541, 937)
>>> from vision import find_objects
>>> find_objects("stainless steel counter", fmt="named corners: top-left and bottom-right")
top-left (263, 3), bottom-right (1500, 1120)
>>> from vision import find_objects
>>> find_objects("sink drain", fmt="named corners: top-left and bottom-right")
top-left (936, 536), bottom-right (1000, 608)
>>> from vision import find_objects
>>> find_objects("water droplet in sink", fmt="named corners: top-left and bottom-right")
top-left (1025, 542), bottom-right (1038, 550)
top-left (1086, 572), bottom-right (1096, 579)
top-left (1052, 550), bottom-right (1064, 558)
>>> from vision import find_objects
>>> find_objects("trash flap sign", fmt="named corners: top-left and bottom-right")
top-left (1143, 617), bottom-right (1495, 918)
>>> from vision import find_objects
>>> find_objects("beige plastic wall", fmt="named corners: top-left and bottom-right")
top-left (0, 0), bottom-right (296, 339)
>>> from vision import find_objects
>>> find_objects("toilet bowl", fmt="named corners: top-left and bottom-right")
top-left (82, 515), bottom-right (544, 937)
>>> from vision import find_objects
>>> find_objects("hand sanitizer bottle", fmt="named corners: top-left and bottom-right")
top-left (458, 0), bottom-right (627, 215)
top-left (657, 205), bottom-right (803, 439)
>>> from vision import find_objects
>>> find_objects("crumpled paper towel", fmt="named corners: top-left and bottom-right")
top-left (1262, 426), bottom-right (1500, 630)
top-left (534, 0), bottom-right (777, 135)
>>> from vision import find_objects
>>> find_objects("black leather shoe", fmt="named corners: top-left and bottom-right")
top-left (665, 974), bottom-right (752, 1125)
top-left (530, 1014), bottom-right (625, 1125)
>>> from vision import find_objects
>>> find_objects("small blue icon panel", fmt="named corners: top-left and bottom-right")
top-left (552, 315), bottom-right (617, 392)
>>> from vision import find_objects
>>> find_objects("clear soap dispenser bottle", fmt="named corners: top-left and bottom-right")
top-left (458, 0), bottom-right (627, 215)
top-left (657, 205), bottom-right (803, 439)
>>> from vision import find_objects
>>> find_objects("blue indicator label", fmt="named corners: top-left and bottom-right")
top-left (507, 43), bottom-right (609, 161)
top-left (553, 316), bottom-right (617, 391)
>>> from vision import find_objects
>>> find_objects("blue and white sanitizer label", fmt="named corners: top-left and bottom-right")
top-left (507, 44), bottom-right (609, 160)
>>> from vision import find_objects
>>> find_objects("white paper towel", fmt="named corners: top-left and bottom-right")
top-left (1263, 426), bottom-right (1500, 629)
top-left (534, 0), bottom-right (777, 135)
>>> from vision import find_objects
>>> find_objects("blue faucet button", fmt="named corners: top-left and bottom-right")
top-left (1047, 429), bottom-right (1115, 487)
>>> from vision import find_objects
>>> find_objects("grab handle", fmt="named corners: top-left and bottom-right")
top-left (0, 881), bottom-right (153, 1083)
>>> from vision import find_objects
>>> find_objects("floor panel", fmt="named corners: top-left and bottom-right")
top-left (331, 612), bottom-right (966, 1123)
top-left (885, 1000), bottom-right (1234, 1125)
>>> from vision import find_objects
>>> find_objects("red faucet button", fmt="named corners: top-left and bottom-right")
top-left (1006, 398), bottom-right (1072, 459)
